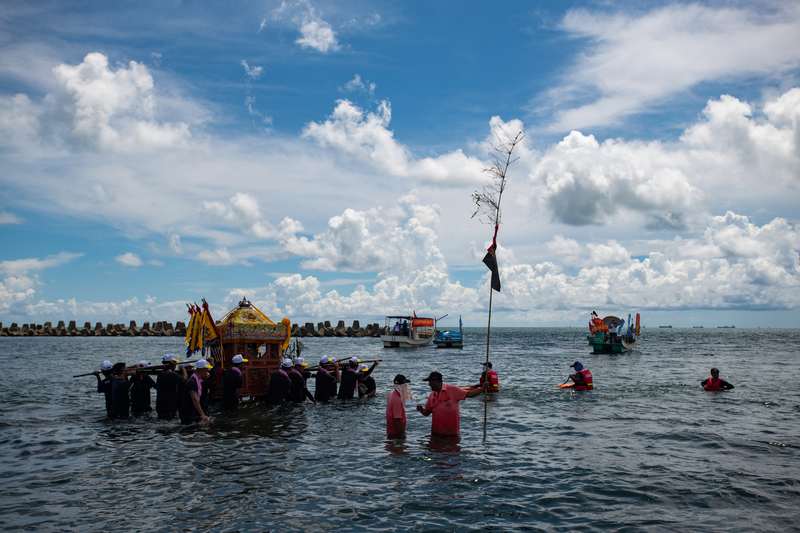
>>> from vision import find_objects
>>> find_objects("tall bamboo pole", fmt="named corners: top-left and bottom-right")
top-left (484, 281), bottom-right (494, 426)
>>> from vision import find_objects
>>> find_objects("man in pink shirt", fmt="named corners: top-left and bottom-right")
top-left (386, 374), bottom-right (411, 437)
top-left (416, 371), bottom-right (487, 436)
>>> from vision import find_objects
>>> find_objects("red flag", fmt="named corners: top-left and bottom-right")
top-left (483, 226), bottom-right (501, 292)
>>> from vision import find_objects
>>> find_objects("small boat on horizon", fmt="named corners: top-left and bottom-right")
top-left (659, 325), bottom-right (673, 328)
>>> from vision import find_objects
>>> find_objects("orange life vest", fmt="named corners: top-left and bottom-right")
top-left (575, 369), bottom-right (593, 390)
top-left (703, 377), bottom-right (722, 391)
top-left (480, 370), bottom-right (499, 392)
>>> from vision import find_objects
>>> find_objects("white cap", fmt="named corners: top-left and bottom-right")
top-left (357, 363), bottom-right (369, 372)
top-left (137, 360), bottom-right (149, 367)
top-left (349, 357), bottom-right (361, 364)
top-left (281, 358), bottom-right (293, 368)
top-left (100, 360), bottom-right (113, 371)
top-left (181, 362), bottom-right (194, 368)
top-left (293, 357), bottom-right (307, 366)
top-left (319, 356), bottom-right (332, 364)
top-left (232, 354), bottom-right (248, 364)
top-left (196, 359), bottom-right (213, 369)
top-left (162, 354), bottom-right (180, 363)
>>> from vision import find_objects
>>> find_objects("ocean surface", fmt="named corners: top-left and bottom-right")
top-left (1, 327), bottom-right (799, 532)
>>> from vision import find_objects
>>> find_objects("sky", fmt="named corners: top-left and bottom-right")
top-left (1, 0), bottom-right (799, 328)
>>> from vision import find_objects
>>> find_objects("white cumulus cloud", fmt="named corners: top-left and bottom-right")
top-left (530, 89), bottom-right (800, 228)
top-left (280, 192), bottom-right (445, 273)
top-left (115, 252), bottom-right (144, 267)
top-left (271, 0), bottom-right (341, 53)
top-left (303, 99), bottom-right (486, 186)
top-left (0, 52), bottom-right (193, 153)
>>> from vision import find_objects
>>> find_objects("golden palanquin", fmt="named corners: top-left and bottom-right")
top-left (212, 298), bottom-right (291, 401)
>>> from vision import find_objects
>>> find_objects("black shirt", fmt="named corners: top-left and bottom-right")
top-left (130, 373), bottom-right (156, 414)
top-left (338, 367), bottom-right (359, 400)
top-left (200, 368), bottom-right (217, 415)
top-left (314, 369), bottom-right (336, 402)
top-left (179, 375), bottom-right (203, 425)
top-left (98, 376), bottom-right (113, 416)
top-left (358, 376), bottom-right (376, 398)
top-left (222, 367), bottom-right (244, 410)
top-left (265, 369), bottom-right (291, 406)
top-left (109, 377), bottom-right (133, 418)
top-left (288, 369), bottom-right (315, 403)
top-left (156, 369), bottom-right (185, 419)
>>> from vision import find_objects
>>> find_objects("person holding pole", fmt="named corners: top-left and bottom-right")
top-left (179, 358), bottom-right (212, 425)
top-left (222, 354), bottom-right (246, 410)
top-left (288, 357), bottom-right (317, 404)
top-left (109, 362), bottom-right (134, 419)
top-left (130, 361), bottom-right (156, 415)
top-left (416, 372), bottom-right (488, 436)
top-left (358, 363), bottom-right (378, 398)
top-left (156, 354), bottom-right (188, 420)
top-left (265, 358), bottom-right (293, 406)
top-left (93, 360), bottom-right (114, 417)
top-left (314, 356), bottom-right (340, 402)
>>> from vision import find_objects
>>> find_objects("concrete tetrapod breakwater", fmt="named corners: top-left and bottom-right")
top-left (0, 320), bottom-right (188, 337)
top-left (0, 320), bottom-right (389, 338)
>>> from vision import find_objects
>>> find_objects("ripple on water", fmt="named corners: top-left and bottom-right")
top-left (1, 331), bottom-right (800, 531)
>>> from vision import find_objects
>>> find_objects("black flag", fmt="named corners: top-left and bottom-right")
top-left (483, 246), bottom-right (501, 292)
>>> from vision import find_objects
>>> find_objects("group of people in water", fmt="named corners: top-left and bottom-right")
top-left (92, 350), bottom-right (733, 436)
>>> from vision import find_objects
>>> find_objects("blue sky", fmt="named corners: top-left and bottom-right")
top-left (1, 0), bottom-right (799, 328)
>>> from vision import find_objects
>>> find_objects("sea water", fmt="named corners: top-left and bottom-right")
top-left (0, 328), bottom-right (798, 532)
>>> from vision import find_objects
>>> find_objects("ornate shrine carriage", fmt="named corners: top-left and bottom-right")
top-left (210, 298), bottom-right (291, 402)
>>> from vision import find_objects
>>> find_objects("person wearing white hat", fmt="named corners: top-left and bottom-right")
top-left (357, 363), bottom-right (378, 398)
top-left (131, 361), bottom-right (156, 415)
top-left (288, 357), bottom-right (317, 404)
top-left (314, 356), bottom-right (340, 402)
top-left (222, 354), bottom-right (248, 410)
top-left (93, 360), bottom-right (115, 417)
top-left (337, 357), bottom-right (364, 400)
top-left (179, 358), bottom-right (213, 425)
top-left (265, 358), bottom-right (294, 406)
top-left (156, 354), bottom-right (188, 420)
top-left (109, 362), bottom-right (134, 419)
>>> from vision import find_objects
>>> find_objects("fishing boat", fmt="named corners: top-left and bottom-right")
top-left (434, 315), bottom-right (463, 349)
top-left (587, 312), bottom-right (639, 354)
top-left (380, 315), bottom-right (435, 348)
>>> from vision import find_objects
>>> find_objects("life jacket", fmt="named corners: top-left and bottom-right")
top-left (703, 377), bottom-right (721, 391)
top-left (480, 370), bottom-right (499, 392)
top-left (575, 369), bottom-right (593, 390)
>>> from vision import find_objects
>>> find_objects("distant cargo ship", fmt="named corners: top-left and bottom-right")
top-left (717, 325), bottom-right (736, 328)
top-left (659, 325), bottom-right (672, 328)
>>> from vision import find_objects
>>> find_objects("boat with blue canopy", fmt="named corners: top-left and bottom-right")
top-left (434, 314), bottom-right (463, 348)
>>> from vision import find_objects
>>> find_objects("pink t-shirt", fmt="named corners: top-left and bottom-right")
top-left (424, 383), bottom-right (468, 436)
top-left (386, 389), bottom-right (407, 436)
